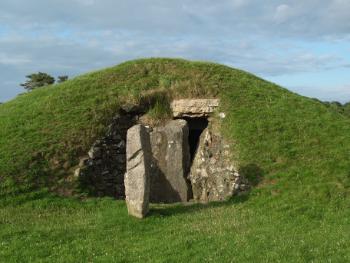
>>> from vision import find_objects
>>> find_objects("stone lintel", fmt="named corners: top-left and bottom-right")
top-left (171, 99), bottom-right (220, 117)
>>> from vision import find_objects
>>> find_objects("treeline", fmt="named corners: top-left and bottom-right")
top-left (20, 72), bottom-right (68, 91)
top-left (323, 101), bottom-right (350, 117)
top-left (0, 73), bottom-right (69, 104)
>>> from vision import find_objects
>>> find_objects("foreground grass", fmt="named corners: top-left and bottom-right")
top-left (1, 188), bottom-right (350, 262)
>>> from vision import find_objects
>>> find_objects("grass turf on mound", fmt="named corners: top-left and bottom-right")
top-left (1, 58), bottom-right (350, 261)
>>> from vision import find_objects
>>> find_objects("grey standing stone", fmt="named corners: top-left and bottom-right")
top-left (124, 124), bottom-right (152, 218)
top-left (150, 119), bottom-right (191, 203)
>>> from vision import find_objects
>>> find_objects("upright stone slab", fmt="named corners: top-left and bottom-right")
top-left (150, 119), bottom-right (191, 203)
top-left (124, 124), bottom-right (151, 218)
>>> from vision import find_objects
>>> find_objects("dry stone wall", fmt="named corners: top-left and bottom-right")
top-left (77, 113), bottom-right (138, 198)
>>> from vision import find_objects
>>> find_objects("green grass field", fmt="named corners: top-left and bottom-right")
top-left (1, 189), bottom-right (349, 262)
top-left (1, 58), bottom-right (350, 262)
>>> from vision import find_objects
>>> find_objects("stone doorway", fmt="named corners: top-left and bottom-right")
top-left (124, 99), bottom-right (223, 206)
top-left (180, 117), bottom-right (209, 162)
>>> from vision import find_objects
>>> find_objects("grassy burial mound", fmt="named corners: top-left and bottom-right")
top-left (1, 58), bottom-right (350, 261)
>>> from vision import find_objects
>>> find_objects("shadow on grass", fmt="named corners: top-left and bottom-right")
top-left (239, 163), bottom-right (264, 187)
top-left (0, 189), bottom-right (64, 207)
top-left (1, 163), bottom-right (264, 215)
top-left (148, 191), bottom-right (251, 217)
top-left (149, 163), bottom-right (264, 217)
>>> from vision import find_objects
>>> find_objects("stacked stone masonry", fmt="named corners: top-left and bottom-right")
top-left (77, 113), bottom-right (138, 198)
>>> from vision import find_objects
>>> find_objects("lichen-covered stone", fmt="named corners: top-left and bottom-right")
top-left (125, 124), bottom-right (152, 218)
top-left (171, 99), bottom-right (219, 117)
top-left (150, 119), bottom-right (191, 203)
top-left (189, 128), bottom-right (249, 202)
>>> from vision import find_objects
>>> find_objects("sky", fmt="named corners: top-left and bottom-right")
top-left (0, 0), bottom-right (350, 103)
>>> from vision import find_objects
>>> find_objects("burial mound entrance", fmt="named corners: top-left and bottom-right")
top-left (181, 117), bottom-right (209, 161)
top-left (76, 98), bottom-right (249, 216)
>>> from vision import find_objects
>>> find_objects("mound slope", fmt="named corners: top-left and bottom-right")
top-left (1, 58), bottom-right (350, 201)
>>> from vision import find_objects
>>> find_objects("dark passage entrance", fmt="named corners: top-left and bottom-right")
top-left (181, 117), bottom-right (208, 161)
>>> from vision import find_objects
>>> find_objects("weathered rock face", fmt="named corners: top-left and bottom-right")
top-left (124, 124), bottom-right (152, 218)
top-left (171, 99), bottom-right (220, 117)
top-left (150, 119), bottom-right (191, 203)
top-left (77, 113), bottom-right (137, 198)
top-left (189, 127), bottom-right (249, 203)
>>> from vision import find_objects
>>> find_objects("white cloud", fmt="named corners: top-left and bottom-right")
top-left (0, 0), bottom-right (349, 38)
top-left (74, 0), bottom-right (95, 6)
top-left (0, 53), bottom-right (31, 65)
top-left (230, 0), bottom-right (249, 8)
top-left (274, 4), bottom-right (293, 23)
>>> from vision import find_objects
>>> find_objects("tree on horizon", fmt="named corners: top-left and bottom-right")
top-left (20, 72), bottom-right (55, 91)
top-left (57, 75), bottom-right (68, 83)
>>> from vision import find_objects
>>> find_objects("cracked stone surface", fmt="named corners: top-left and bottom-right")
top-left (149, 119), bottom-right (191, 203)
top-left (124, 124), bottom-right (152, 218)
